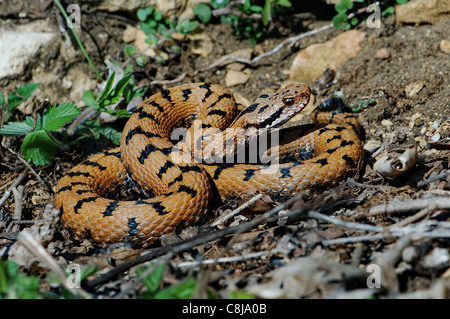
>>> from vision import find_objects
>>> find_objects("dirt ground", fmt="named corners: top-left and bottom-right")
top-left (0, 1), bottom-right (449, 299)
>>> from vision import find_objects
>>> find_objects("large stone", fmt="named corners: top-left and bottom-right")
top-left (289, 30), bottom-right (366, 83)
top-left (395, 0), bottom-right (450, 25)
top-left (0, 21), bottom-right (59, 80)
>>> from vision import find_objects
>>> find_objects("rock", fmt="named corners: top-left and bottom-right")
top-left (133, 27), bottom-right (156, 57)
top-left (225, 69), bottom-right (251, 87)
top-left (439, 39), bottom-right (450, 54)
top-left (179, 0), bottom-right (210, 20)
top-left (223, 48), bottom-right (253, 71)
top-left (289, 30), bottom-right (365, 83)
top-left (375, 48), bottom-right (391, 59)
top-left (122, 25), bottom-right (137, 43)
top-left (0, 21), bottom-right (59, 80)
top-left (188, 33), bottom-right (213, 58)
top-left (405, 81), bottom-right (426, 97)
top-left (395, 0), bottom-right (450, 25)
top-left (381, 119), bottom-right (393, 127)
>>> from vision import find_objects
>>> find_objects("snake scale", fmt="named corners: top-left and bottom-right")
top-left (55, 83), bottom-right (363, 247)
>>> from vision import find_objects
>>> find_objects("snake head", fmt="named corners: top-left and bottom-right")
top-left (232, 83), bottom-right (311, 130)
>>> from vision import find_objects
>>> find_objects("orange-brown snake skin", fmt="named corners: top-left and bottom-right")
top-left (55, 83), bottom-right (363, 247)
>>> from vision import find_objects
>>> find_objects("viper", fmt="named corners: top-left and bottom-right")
top-left (55, 83), bottom-right (363, 247)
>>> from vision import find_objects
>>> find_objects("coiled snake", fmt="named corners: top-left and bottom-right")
top-left (55, 83), bottom-right (363, 247)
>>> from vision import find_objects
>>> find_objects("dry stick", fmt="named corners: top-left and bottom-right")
top-left (211, 193), bottom-right (263, 226)
top-left (0, 173), bottom-right (27, 208)
top-left (174, 248), bottom-right (282, 269)
top-left (367, 197), bottom-right (450, 216)
top-left (18, 230), bottom-right (92, 299)
top-left (418, 170), bottom-right (450, 187)
top-left (85, 196), bottom-right (308, 288)
top-left (2, 143), bottom-right (45, 187)
top-left (12, 185), bottom-right (24, 221)
top-left (388, 205), bottom-right (436, 228)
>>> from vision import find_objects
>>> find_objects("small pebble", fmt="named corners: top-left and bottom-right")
top-left (375, 48), bottom-right (391, 59)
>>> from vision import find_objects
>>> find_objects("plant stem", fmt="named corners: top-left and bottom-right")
top-left (53, 0), bottom-right (105, 81)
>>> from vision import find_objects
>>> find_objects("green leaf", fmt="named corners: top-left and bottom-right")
top-left (332, 12), bottom-right (348, 28)
top-left (277, 0), bottom-right (292, 7)
top-left (16, 83), bottom-right (39, 100)
top-left (194, 3), bottom-right (212, 23)
top-left (103, 74), bottom-right (133, 107)
top-left (250, 5), bottom-right (263, 13)
top-left (153, 277), bottom-right (197, 299)
top-left (41, 102), bottom-right (80, 131)
top-left (176, 20), bottom-right (199, 34)
top-left (211, 0), bottom-right (229, 9)
top-left (124, 45), bottom-right (136, 56)
top-left (0, 260), bottom-right (42, 299)
top-left (262, 1), bottom-right (271, 26)
top-left (82, 90), bottom-right (95, 106)
top-left (335, 0), bottom-right (353, 13)
top-left (0, 121), bottom-right (33, 136)
top-left (22, 130), bottom-right (58, 166)
top-left (98, 72), bottom-right (116, 103)
top-left (145, 33), bottom-right (159, 45)
top-left (382, 6), bottom-right (394, 16)
top-left (139, 264), bottom-right (165, 294)
top-left (153, 10), bottom-right (163, 21)
top-left (136, 54), bottom-right (149, 67)
top-left (220, 15), bottom-right (233, 24)
top-left (137, 6), bottom-right (154, 21)
top-left (396, 0), bottom-right (408, 4)
top-left (7, 93), bottom-right (25, 111)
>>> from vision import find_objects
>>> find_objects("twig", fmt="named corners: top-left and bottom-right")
top-left (211, 193), bottom-right (263, 226)
top-left (346, 177), bottom-right (387, 192)
top-left (388, 205), bottom-right (435, 228)
top-left (173, 248), bottom-right (282, 269)
top-left (18, 229), bottom-right (92, 298)
top-left (0, 173), bottom-right (27, 208)
top-left (12, 185), bottom-right (24, 221)
top-left (2, 143), bottom-right (45, 187)
top-left (418, 170), bottom-right (450, 187)
top-left (367, 197), bottom-right (450, 216)
top-left (308, 211), bottom-right (384, 233)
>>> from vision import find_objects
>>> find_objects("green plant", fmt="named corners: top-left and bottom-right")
top-left (81, 72), bottom-right (134, 118)
top-left (0, 83), bottom-right (39, 123)
top-left (79, 72), bottom-right (145, 146)
top-left (352, 97), bottom-right (376, 112)
top-left (194, 0), bottom-right (292, 44)
top-left (138, 6), bottom-right (199, 45)
top-left (332, 0), bottom-right (411, 30)
top-left (0, 260), bottom-right (42, 299)
top-left (137, 264), bottom-right (198, 299)
top-left (0, 101), bottom-right (80, 166)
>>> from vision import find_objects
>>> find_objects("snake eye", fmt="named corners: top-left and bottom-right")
top-left (283, 97), bottom-right (294, 106)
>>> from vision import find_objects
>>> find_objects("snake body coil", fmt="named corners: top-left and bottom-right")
top-left (55, 83), bottom-right (363, 247)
